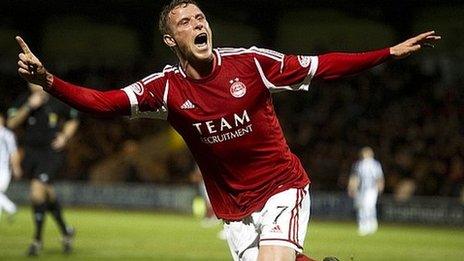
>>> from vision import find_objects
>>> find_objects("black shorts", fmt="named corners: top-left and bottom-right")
top-left (23, 146), bottom-right (64, 183)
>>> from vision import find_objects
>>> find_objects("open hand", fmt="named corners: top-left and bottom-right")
top-left (390, 31), bottom-right (441, 59)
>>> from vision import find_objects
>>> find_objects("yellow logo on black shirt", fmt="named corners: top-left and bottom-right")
top-left (48, 113), bottom-right (58, 128)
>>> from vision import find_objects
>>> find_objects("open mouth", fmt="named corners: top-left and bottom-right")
top-left (194, 33), bottom-right (208, 48)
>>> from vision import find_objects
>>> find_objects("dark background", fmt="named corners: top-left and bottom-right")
top-left (0, 0), bottom-right (463, 198)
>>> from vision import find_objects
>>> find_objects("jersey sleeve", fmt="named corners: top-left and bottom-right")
top-left (314, 48), bottom-right (391, 80)
top-left (121, 73), bottom-right (169, 120)
top-left (48, 77), bottom-right (131, 117)
top-left (251, 47), bottom-right (318, 93)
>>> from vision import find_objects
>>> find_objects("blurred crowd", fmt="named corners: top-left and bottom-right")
top-left (279, 55), bottom-right (463, 199)
top-left (2, 54), bottom-right (462, 199)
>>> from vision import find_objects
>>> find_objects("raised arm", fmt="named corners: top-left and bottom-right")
top-left (7, 89), bottom-right (47, 129)
top-left (15, 36), bottom-right (130, 117)
top-left (314, 31), bottom-right (441, 80)
top-left (51, 118), bottom-right (80, 151)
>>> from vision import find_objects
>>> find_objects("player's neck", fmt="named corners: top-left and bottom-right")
top-left (180, 55), bottom-right (216, 80)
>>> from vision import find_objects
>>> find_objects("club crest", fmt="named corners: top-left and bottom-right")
top-left (229, 78), bottom-right (246, 98)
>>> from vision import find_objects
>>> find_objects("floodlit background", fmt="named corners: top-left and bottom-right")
top-left (0, 0), bottom-right (463, 260)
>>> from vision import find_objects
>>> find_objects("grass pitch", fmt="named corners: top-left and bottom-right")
top-left (0, 207), bottom-right (463, 260)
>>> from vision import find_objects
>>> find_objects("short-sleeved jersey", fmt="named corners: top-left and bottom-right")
top-left (122, 47), bottom-right (319, 220)
top-left (0, 126), bottom-right (17, 176)
top-left (352, 158), bottom-right (384, 194)
top-left (8, 94), bottom-right (79, 148)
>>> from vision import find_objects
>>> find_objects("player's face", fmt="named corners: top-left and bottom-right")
top-left (165, 4), bottom-right (213, 63)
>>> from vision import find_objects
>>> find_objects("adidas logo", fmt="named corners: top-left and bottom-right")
top-left (180, 100), bottom-right (196, 109)
top-left (270, 224), bottom-right (282, 233)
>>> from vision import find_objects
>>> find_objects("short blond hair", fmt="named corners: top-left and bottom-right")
top-left (158, 0), bottom-right (199, 35)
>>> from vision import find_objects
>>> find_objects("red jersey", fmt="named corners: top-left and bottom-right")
top-left (48, 45), bottom-right (390, 220)
top-left (121, 47), bottom-right (318, 220)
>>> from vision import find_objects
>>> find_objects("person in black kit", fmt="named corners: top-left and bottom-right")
top-left (7, 82), bottom-right (79, 256)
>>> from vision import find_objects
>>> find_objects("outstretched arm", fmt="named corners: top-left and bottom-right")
top-left (49, 77), bottom-right (130, 116)
top-left (314, 31), bottom-right (441, 80)
top-left (8, 85), bottom-right (50, 129)
top-left (15, 36), bottom-right (130, 116)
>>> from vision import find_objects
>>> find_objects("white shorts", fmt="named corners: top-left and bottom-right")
top-left (223, 185), bottom-right (310, 261)
top-left (355, 190), bottom-right (378, 209)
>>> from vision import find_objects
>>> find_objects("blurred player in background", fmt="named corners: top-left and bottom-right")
top-left (348, 147), bottom-right (385, 236)
top-left (7, 83), bottom-right (79, 256)
top-left (190, 165), bottom-right (217, 226)
top-left (14, 0), bottom-right (440, 259)
top-left (0, 112), bottom-right (22, 222)
top-left (190, 165), bottom-right (227, 240)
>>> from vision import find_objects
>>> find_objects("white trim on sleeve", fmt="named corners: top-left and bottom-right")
top-left (254, 56), bottom-right (318, 93)
top-left (163, 80), bottom-right (170, 106)
top-left (122, 86), bottom-right (139, 117)
top-left (121, 83), bottom-right (168, 120)
top-left (308, 56), bottom-right (319, 83)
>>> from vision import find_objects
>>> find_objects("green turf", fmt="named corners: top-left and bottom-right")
top-left (0, 207), bottom-right (463, 260)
